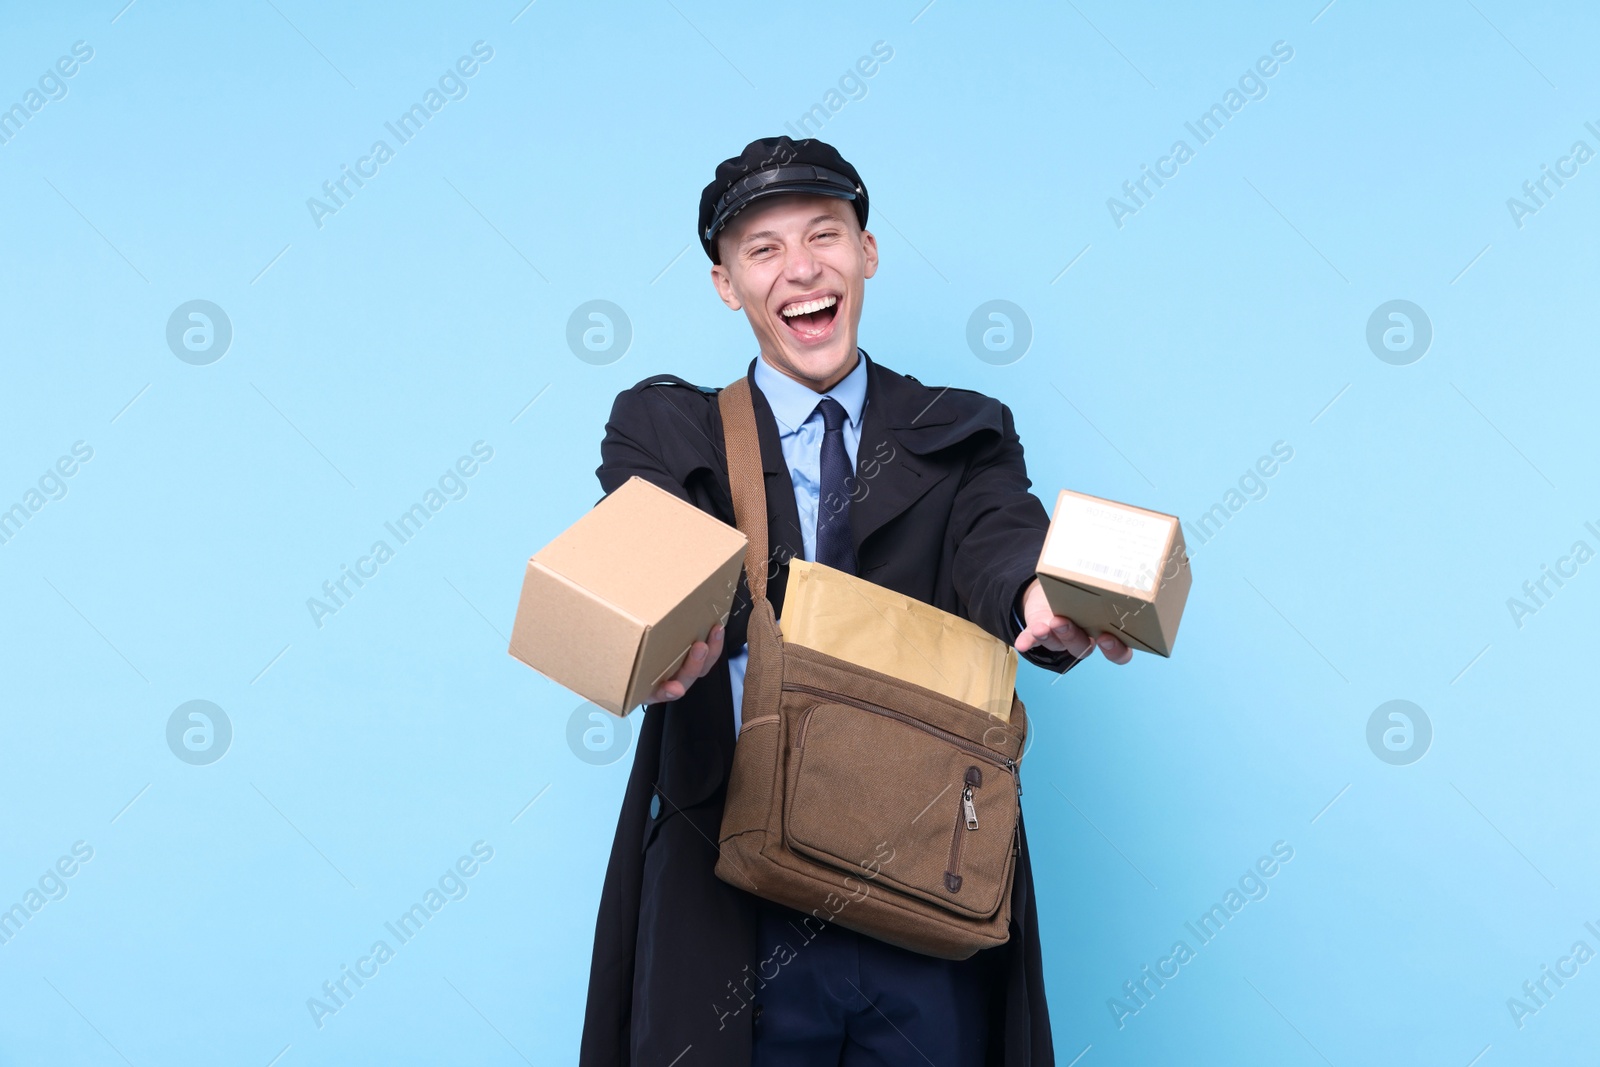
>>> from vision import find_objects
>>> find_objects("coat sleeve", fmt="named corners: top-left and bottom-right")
top-left (594, 379), bottom-right (709, 504)
top-left (948, 400), bottom-right (1081, 676)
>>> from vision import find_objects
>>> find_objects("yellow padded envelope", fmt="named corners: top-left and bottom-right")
top-left (779, 559), bottom-right (1018, 721)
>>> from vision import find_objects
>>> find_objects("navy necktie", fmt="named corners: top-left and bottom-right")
top-left (814, 397), bottom-right (857, 575)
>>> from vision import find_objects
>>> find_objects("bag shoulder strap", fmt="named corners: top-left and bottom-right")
top-left (718, 376), bottom-right (771, 603)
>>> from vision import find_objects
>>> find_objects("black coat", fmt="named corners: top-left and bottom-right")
top-left (579, 351), bottom-right (1080, 1066)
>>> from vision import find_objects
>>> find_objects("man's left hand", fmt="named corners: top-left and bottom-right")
top-left (1013, 578), bottom-right (1133, 665)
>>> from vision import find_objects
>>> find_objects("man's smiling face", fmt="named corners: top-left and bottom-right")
top-left (709, 192), bottom-right (878, 393)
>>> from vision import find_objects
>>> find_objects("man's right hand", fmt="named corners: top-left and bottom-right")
top-left (647, 624), bottom-right (726, 704)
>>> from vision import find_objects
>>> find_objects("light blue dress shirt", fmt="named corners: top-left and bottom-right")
top-left (727, 350), bottom-right (868, 734)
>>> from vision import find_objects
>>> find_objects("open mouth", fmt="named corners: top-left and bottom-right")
top-left (779, 293), bottom-right (840, 344)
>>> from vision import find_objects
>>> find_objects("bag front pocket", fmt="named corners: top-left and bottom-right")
top-left (782, 693), bottom-right (1019, 920)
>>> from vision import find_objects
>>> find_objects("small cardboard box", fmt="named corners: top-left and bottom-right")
top-left (508, 476), bottom-right (747, 715)
top-left (1035, 489), bottom-right (1191, 657)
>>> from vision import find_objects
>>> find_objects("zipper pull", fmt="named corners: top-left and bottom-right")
top-left (1007, 756), bottom-right (1022, 797)
top-left (962, 785), bottom-right (978, 829)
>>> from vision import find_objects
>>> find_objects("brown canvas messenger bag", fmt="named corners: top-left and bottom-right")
top-left (712, 375), bottom-right (1030, 961)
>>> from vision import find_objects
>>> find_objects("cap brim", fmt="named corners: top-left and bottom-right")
top-left (711, 183), bottom-right (856, 235)
top-left (704, 166), bottom-right (861, 243)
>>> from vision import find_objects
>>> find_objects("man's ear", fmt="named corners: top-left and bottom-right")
top-left (860, 228), bottom-right (879, 280)
top-left (710, 263), bottom-right (743, 311)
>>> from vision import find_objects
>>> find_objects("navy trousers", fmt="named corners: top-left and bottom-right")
top-left (750, 900), bottom-right (997, 1066)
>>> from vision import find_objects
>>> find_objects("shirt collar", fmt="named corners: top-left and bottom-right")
top-left (752, 348), bottom-right (870, 438)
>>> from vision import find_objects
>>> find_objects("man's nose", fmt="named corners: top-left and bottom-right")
top-left (782, 243), bottom-right (821, 282)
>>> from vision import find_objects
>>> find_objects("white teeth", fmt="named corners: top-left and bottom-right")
top-left (781, 295), bottom-right (838, 318)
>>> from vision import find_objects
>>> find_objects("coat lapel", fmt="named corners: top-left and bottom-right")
top-left (850, 353), bottom-right (1005, 557)
top-left (742, 352), bottom-right (1007, 566)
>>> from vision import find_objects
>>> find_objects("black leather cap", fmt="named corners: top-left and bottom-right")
top-left (699, 136), bottom-right (868, 264)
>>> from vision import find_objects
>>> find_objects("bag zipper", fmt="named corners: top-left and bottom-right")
top-left (944, 765), bottom-right (983, 893)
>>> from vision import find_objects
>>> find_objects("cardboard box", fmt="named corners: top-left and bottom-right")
top-left (508, 476), bottom-right (747, 715)
top-left (1034, 489), bottom-right (1191, 657)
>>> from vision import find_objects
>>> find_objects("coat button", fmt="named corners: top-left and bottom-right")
top-left (649, 794), bottom-right (661, 820)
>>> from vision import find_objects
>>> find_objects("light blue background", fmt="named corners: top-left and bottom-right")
top-left (2, 1), bottom-right (1596, 1064)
